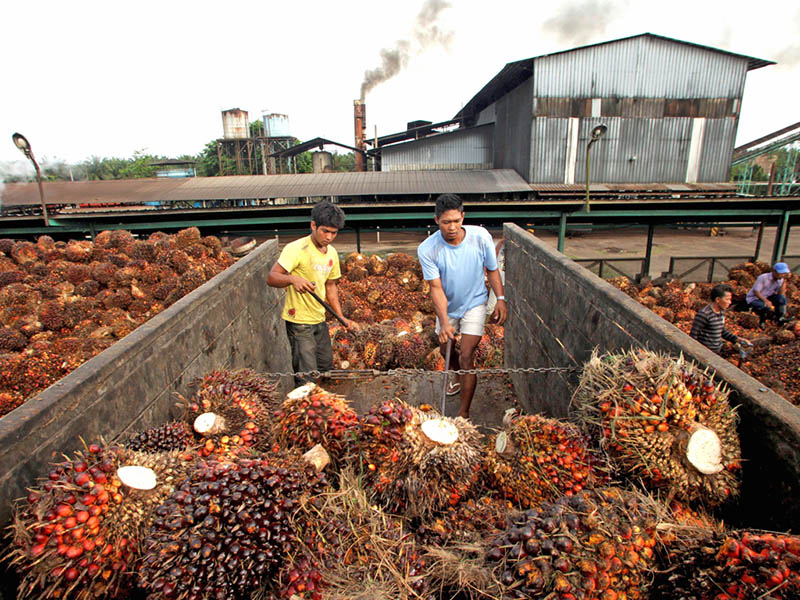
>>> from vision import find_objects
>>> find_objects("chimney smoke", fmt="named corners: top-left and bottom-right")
top-left (360, 0), bottom-right (452, 100)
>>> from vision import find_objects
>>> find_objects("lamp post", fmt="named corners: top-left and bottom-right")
top-left (584, 124), bottom-right (607, 213)
top-left (12, 133), bottom-right (49, 226)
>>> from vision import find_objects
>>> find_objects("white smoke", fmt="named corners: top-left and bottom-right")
top-left (360, 0), bottom-right (453, 100)
top-left (542, 0), bottom-right (619, 47)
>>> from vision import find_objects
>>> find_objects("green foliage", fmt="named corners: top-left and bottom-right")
top-left (295, 151), bottom-right (313, 173)
top-left (332, 152), bottom-right (356, 172)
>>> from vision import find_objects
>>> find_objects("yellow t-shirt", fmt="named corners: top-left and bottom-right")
top-left (278, 235), bottom-right (341, 324)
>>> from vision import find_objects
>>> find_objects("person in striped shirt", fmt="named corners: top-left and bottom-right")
top-left (690, 284), bottom-right (746, 354)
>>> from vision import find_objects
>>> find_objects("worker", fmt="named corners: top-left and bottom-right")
top-left (746, 262), bottom-right (791, 329)
top-left (266, 200), bottom-right (358, 386)
top-left (690, 284), bottom-right (747, 354)
top-left (417, 193), bottom-right (507, 419)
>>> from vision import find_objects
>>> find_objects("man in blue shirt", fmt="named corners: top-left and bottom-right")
top-left (417, 193), bottom-right (507, 418)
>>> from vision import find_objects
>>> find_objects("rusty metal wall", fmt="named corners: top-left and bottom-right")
top-left (533, 35), bottom-right (749, 99)
top-left (494, 77), bottom-right (532, 177)
top-left (221, 109), bottom-right (250, 139)
top-left (381, 124), bottom-right (494, 171)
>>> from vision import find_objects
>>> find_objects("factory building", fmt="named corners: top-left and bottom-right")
top-left (380, 33), bottom-right (773, 184)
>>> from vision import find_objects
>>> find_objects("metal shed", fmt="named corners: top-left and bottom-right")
top-left (455, 33), bottom-right (773, 184)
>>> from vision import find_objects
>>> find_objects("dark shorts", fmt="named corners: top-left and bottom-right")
top-left (285, 320), bottom-right (333, 386)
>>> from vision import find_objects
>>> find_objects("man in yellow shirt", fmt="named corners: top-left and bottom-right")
top-left (267, 201), bottom-right (357, 385)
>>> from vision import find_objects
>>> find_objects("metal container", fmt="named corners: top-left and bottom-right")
top-left (312, 151), bottom-right (334, 173)
top-left (263, 113), bottom-right (291, 138)
top-left (222, 108), bottom-right (250, 139)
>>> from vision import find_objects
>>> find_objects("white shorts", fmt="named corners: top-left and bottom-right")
top-left (435, 303), bottom-right (487, 337)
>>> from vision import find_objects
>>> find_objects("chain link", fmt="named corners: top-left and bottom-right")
top-left (263, 365), bottom-right (580, 380)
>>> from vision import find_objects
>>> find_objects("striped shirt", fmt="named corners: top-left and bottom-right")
top-left (690, 304), bottom-right (737, 353)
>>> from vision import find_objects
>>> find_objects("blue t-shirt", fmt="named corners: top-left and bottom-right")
top-left (417, 225), bottom-right (498, 319)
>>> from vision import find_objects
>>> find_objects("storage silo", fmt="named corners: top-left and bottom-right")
top-left (262, 113), bottom-right (291, 138)
top-left (312, 151), bottom-right (333, 173)
top-left (221, 108), bottom-right (250, 139)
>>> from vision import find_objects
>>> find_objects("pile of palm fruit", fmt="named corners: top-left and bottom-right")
top-left (0, 228), bottom-right (235, 416)
top-left (7, 349), bottom-right (800, 600)
top-left (574, 348), bottom-right (741, 504)
top-left (607, 260), bottom-right (800, 406)
top-left (333, 251), bottom-right (505, 371)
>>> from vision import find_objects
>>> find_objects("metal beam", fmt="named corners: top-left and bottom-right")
top-left (558, 213), bottom-right (567, 253)
top-left (772, 210), bottom-right (791, 263)
top-left (643, 224), bottom-right (655, 279)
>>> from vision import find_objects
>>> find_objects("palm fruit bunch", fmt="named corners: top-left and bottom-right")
top-left (272, 383), bottom-right (359, 460)
top-left (8, 442), bottom-right (193, 600)
top-left (484, 414), bottom-right (608, 509)
top-left (275, 468), bottom-right (431, 600)
top-left (124, 421), bottom-right (195, 453)
top-left (574, 348), bottom-right (741, 504)
top-left (183, 368), bottom-right (279, 457)
top-left (367, 253), bottom-right (387, 275)
top-left (486, 487), bottom-right (660, 600)
top-left (415, 493), bottom-right (513, 546)
top-left (474, 323), bottom-right (505, 368)
top-left (138, 453), bottom-right (327, 600)
top-left (653, 528), bottom-right (800, 599)
top-left (343, 252), bottom-right (369, 281)
top-left (357, 398), bottom-right (483, 518)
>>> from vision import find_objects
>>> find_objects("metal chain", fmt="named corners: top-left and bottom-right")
top-left (264, 365), bottom-right (580, 380)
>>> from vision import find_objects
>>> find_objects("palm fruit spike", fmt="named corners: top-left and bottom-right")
top-left (272, 383), bottom-right (359, 460)
top-left (484, 413), bottom-right (608, 509)
top-left (653, 528), bottom-right (800, 599)
top-left (124, 421), bottom-right (194, 453)
top-left (574, 348), bottom-right (741, 504)
top-left (357, 399), bottom-right (483, 518)
top-left (139, 454), bottom-right (327, 600)
top-left (487, 487), bottom-right (661, 600)
top-left (8, 442), bottom-right (193, 600)
top-left (182, 368), bottom-right (278, 457)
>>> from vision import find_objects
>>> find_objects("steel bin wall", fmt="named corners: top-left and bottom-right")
top-left (503, 222), bottom-right (800, 531)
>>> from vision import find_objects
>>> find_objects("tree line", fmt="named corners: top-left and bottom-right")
top-left (2, 124), bottom-right (361, 183)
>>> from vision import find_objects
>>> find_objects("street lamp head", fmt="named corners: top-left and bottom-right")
top-left (12, 133), bottom-right (32, 158)
top-left (590, 124), bottom-right (608, 142)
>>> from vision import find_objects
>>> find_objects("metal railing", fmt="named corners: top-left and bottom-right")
top-left (574, 257), bottom-right (645, 279)
top-left (668, 255), bottom-right (800, 282)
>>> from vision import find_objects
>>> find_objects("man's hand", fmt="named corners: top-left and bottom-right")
top-left (292, 276), bottom-right (316, 294)
top-left (491, 299), bottom-right (507, 325)
top-left (765, 301), bottom-right (774, 311)
top-left (439, 322), bottom-right (456, 344)
top-left (343, 318), bottom-right (360, 331)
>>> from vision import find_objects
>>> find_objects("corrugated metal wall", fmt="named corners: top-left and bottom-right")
top-left (533, 36), bottom-right (748, 98)
top-left (381, 124), bottom-right (494, 171)
top-left (698, 117), bottom-right (737, 181)
top-left (494, 77), bottom-right (533, 177)
top-left (530, 118), bottom-right (570, 182)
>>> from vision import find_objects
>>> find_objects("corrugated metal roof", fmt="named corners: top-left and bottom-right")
top-left (1, 170), bottom-right (531, 207)
top-left (455, 33), bottom-right (773, 120)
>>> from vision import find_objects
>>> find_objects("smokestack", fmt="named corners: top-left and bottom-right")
top-left (354, 100), bottom-right (366, 172)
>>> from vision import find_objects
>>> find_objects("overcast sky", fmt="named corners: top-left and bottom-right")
top-left (1, 0), bottom-right (798, 174)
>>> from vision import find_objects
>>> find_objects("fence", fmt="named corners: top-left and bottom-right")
top-left (668, 255), bottom-right (800, 282)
